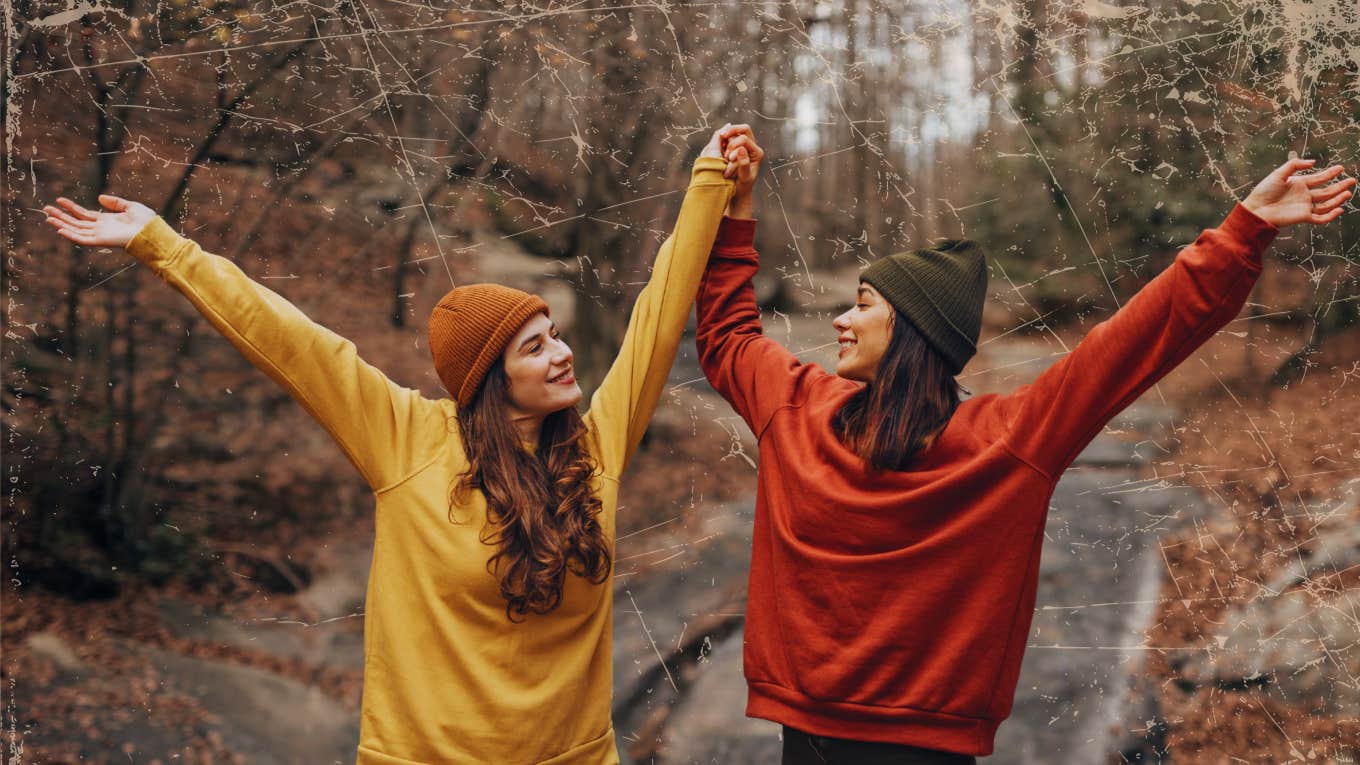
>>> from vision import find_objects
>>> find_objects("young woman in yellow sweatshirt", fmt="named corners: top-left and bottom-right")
top-left (43, 125), bottom-right (755, 765)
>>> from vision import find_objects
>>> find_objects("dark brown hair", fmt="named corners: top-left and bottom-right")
top-left (832, 308), bottom-right (962, 472)
top-left (453, 361), bottom-right (610, 621)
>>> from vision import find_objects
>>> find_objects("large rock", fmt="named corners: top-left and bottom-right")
top-left (1183, 492), bottom-right (1360, 713)
top-left (988, 470), bottom-right (1216, 764)
top-left (134, 642), bottom-right (359, 763)
top-left (659, 630), bottom-right (783, 765)
top-left (298, 542), bottom-right (374, 620)
top-left (1202, 589), bottom-right (1360, 712)
top-left (611, 499), bottom-right (754, 760)
top-left (24, 631), bottom-right (86, 675)
top-left (466, 228), bottom-right (578, 326)
top-left (157, 598), bottom-right (364, 671)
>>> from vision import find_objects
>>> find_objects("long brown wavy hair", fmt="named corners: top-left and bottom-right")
top-left (453, 360), bottom-right (610, 621)
top-left (832, 307), bottom-right (963, 472)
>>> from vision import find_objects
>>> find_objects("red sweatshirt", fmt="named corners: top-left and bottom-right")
top-left (695, 205), bottom-right (1278, 755)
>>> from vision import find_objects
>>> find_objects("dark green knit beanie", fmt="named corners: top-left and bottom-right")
top-left (860, 239), bottom-right (988, 375)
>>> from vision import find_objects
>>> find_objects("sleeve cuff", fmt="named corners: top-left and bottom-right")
top-left (125, 217), bottom-right (189, 271)
top-left (716, 216), bottom-right (756, 250)
top-left (1221, 202), bottom-right (1279, 257)
top-left (691, 155), bottom-right (729, 182)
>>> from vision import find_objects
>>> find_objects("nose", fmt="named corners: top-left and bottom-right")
top-left (833, 310), bottom-right (850, 332)
top-left (551, 338), bottom-right (573, 366)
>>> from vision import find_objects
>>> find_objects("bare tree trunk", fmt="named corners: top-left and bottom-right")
top-left (159, 37), bottom-right (321, 222)
top-left (227, 107), bottom-right (377, 261)
top-left (563, 10), bottom-right (671, 394)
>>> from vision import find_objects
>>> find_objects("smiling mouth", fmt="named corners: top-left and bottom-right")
top-left (838, 339), bottom-right (856, 356)
top-left (548, 368), bottom-right (575, 384)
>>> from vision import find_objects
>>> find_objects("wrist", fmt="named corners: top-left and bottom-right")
top-left (727, 194), bottom-right (755, 219)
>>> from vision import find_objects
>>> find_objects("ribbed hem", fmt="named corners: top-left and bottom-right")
top-left (716, 216), bottom-right (757, 250)
top-left (747, 681), bottom-right (1000, 757)
top-left (1221, 202), bottom-right (1279, 262)
top-left (357, 727), bottom-right (617, 764)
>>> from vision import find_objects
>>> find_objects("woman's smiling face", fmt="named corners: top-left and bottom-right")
top-left (832, 282), bottom-right (894, 383)
top-left (501, 312), bottom-right (582, 418)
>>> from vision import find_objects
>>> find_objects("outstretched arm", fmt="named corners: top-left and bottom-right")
top-left (997, 159), bottom-right (1354, 479)
top-left (44, 195), bottom-right (445, 493)
top-left (695, 127), bottom-right (821, 437)
top-left (581, 127), bottom-right (736, 477)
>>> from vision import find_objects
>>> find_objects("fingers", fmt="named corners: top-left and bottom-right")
top-left (725, 135), bottom-right (765, 161)
top-left (1274, 157), bottom-right (1317, 181)
top-left (719, 123), bottom-right (752, 141)
top-left (1303, 183), bottom-right (1353, 225)
top-left (1312, 186), bottom-right (1352, 214)
top-left (718, 123), bottom-right (758, 156)
top-left (1311, 176), bottom-right (1358, 200)
top-left (44, 204), bottom-right (94, 230)
top-left (701, 124), bottom-right (730, 159)
top-left (724, 146), bottom-right (753, 179)
top-left (724, 146), bottom-right (747, 178)
top-left (47, 219), bottom-right (97, 246)
top-left (98, 194), bottom-right (129, 212)
top-left (56, 196), bottom-right (99, 221)
top-left (725, 135), bottom-right (750, 160)
top-left (1310, 206), bottom-right (1346, 225)
top-left (1301, 164), bottom-right (1347, 188)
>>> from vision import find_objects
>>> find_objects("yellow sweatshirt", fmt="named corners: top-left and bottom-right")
top-left (124, 157), bottom-right (734, 764)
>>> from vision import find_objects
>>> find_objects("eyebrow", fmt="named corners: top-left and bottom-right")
top-left (517, 323), bottom-right (558, 352)
top-left (857, 287), bottom-right (871, 298)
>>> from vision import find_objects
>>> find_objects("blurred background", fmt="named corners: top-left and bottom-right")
top-left (2, 0), bottom-right (1357, 762)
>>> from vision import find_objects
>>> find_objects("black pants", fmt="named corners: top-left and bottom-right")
top-left (781, 726), bottom-right (978, 765)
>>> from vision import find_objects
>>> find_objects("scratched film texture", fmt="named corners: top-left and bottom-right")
top-left (2, 1), bottom-right (1358, 763)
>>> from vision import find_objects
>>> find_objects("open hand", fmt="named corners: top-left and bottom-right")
top-left (1242, 159), bottom-right (1355, 227)
top-left (43, 194), bottom-right (157, 249)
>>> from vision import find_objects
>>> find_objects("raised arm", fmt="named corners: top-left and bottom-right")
top-left (581, 129), bottom-right (735, 477)
top-left (695, 217), bottom-right (818, 438)
top-left (997, 159), bottom-right (1354, 479)
top-left (694, 127), bottom-right (822, 437)
top-left (44, 195), bottom-right (446, 493)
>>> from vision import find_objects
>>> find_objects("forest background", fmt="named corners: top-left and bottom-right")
top-left (2, 0), bottom-right (1358, 762)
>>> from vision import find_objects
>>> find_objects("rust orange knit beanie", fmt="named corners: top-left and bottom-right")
top-left (428, 284), bottom-right (549, 407)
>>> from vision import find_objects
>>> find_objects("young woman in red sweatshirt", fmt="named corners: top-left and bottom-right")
top-left (698, 127), bottom-right (1354, 764)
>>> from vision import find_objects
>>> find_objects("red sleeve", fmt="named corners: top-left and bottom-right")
top-left (695, 217), bottom-right (816, 437)
top-left (997, 203), bottom-right (1278, 479)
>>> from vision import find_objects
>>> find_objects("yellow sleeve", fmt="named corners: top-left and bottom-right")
top-left (125, 218), bottom-right (450, 493)
top-left (583, 156), bottom-right (734, 477)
